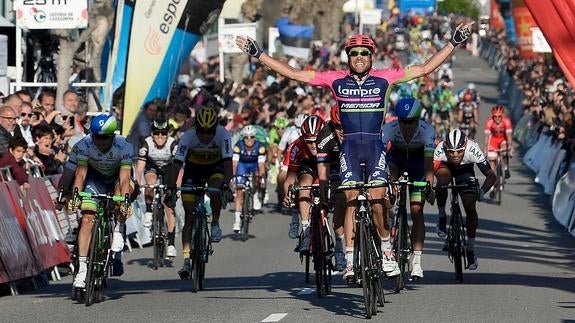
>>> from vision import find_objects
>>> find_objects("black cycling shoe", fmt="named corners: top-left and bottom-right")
top-left (178, 261), bottom-right (191, 280)
top-left (504, 169), bottom-right (510, 179)
top-left (111, 259), bottom-right (124, 276)
top-left (466, 250), bottom-right (478, 270)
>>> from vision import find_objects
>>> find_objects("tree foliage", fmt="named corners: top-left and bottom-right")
top-left (437, 0), bottom-right (480, 19)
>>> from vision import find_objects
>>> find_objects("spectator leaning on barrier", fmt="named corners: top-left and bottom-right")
top-left (0, 136), bottom-right (30, 192)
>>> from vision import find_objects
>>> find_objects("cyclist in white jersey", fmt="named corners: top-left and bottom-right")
top-left (135, 118), bottom-right (178, 257)
top-left (69, 115), bottom-right (135, 288)
top-left (381, 97), bottom-right (436, 280)
top-left (433, 129), bottom-right (496, 270)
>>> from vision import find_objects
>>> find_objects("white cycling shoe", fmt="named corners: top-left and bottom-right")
top-left (73, 270), bottom-right (86, 289)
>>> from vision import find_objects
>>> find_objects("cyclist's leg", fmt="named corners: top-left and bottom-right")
top-left (143, 169), bottom-right (158, 227)
top-left (408, 160), bottom-right (426, 278)
top-left (159, 170), bottom-right (177, 255)
top-left (366, 141), bottom-right (391, 245)
top-left (111, 178), bottom-right (135, 276)
top-left (340, 143), bottom-right (361, 278)
top-left (296, 168), bottom-right (314, 252)
top-left (500, 140), bottom-right (510, 178)
top-left (179, 166), bottom-right (203, 274)
top-left (435, 163), bottom-right (453, 236)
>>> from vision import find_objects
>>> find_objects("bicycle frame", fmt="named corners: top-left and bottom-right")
top-left (236, 173), bottom-right (257, 242)
top-left (141, 179), bottom-right (168, 269)
top-left (71, 189), bottom-right (129, 306)
top-left (289, 184), bottom-right (334, 298)
top-left (390, 172), bottom-right (428, 292)
top-left (178, 185), bottom-right (221, 292)
top-left (337, 181), bottom-right (387, 318)
top-left (436, 179), bottom-right (478, 283)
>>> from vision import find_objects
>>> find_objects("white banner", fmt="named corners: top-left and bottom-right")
top-left (268, 27), bottom-right (280, 57)
top-left (14, 0), bottom-right (88, 29)
top-left (531, 27), bottom-right (552, 53)
top-left (218, 21), bottom-right (258, 54)
top-left (360, 9), bottom-right (382, 25)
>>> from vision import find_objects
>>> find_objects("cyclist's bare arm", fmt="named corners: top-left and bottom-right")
top-left (135, 159), bottom-right (146, 185)
top-left (236, 34), bottom-right (315, 83)
top-left (259, 53), bottom-right (316, 83)
top-left (405, 43), bottom-right (457, 79)
top-left (118, 168), bottom-right (132, 197)
top-left (73, 164), bottom-right (88, 193)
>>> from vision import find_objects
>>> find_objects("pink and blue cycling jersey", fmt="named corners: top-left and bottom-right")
top-left (307, 67), bottom-right (411, 185)
top-left (309, 68), bottom-right (409, 142)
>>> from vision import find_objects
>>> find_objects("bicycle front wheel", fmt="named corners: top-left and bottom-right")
top-left (451, 216), bottom-right (464, 283)
top-left (359, 222), bottom-right (374, 318)
top-left (496, 162), bottom-right (503, 205)
top-left (393, 209), bottom-right (407, 292)
top-left (85, 219), bottom-right (101, 306)
top-left (241, 190), bottom-right (252, 242)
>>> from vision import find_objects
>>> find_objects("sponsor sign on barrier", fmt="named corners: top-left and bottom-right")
top-left (21, 178), bottom-right (71, 269)
top-left (0, 183), bottom-right (38, 281)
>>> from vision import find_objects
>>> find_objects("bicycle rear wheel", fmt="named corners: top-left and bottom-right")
top-left (152, 207), bottom-right (166, 269)
top-left (85, 219), bottom-right (101, 306)
top-left (191, 216), bottom-right (203, 292)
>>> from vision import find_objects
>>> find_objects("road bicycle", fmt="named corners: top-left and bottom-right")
top-left (491, 148), bottom-right (509, 205)
top-left (141, 177), bottom-right (169, 270)
top-left (68, 189), bottom-right (129, 306)
top-left (435, 178), bottom-right (479, 283)
top-left (389, 172), bottom-right (429, 292)
top-left (288, 184), bottom-right (334, 298)
top-left (178, 185), bottom-right (226, 292)
top-left (335, 163), bottom-right (386, 318)
top-left (235, 173), bottom-right (260, 242)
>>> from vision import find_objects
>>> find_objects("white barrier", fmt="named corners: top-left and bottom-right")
top-left (552, 161), bottom-right (575, 236)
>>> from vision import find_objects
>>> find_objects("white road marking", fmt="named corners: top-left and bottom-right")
top-left (297, 287), bottom-right (315, 295)
top-left (261, 313), bottom-right (288, 322)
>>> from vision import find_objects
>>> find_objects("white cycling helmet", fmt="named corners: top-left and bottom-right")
top-left (467, 83), bottom-right (476, 90)
top-left (241, 125), bottom-right (257, 137)
top-left (294, 113), bottom-right (308, 128)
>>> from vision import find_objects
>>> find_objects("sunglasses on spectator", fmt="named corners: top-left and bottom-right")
top-left (21, 113), bottom-right (33, 118)
top-left (245, 136), bottom-right (256, 139)
top-left (349, 50), bottom-right (372, 57)
top-left (153, 130), bottom-right (168, 136)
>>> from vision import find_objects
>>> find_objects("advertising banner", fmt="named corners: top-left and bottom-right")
top-left (0, 184), bottom-right (38, 281)
top-left (122, 0), bottom-right (226, 135)
top-left (14, 0), bottom-right (88, 29)
top-left (21, 179), bottom-right (71, 269)
top-left (511, 0), bottom-right (538, 58)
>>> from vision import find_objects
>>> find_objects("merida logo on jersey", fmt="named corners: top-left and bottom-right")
top-left (340, 103), bottom-right (381, 109)
top-left (337, 86), bottom-right (381, 96)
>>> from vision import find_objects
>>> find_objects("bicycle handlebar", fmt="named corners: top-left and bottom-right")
top-left (335, 182), bottom-right (389, 192)
top-left (76, 191), bottom-right (129, 203)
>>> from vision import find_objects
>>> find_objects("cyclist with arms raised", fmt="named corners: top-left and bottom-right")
top-left (484, 105), bottom-right (513, 181)
top-left (70, 115), bottom-right (135, 289)
top-left (135, 118), bottom-right (179, 257)
top-left (236, 21), bottom-right (474, 279)
top-left (381, 97), bottom-right (436, 280)
top-left (168, 107), bottom-right (233, 279)
top-left (434, 129), bottom-right (496, 270)
top-left (232, 125), bottom-right (267, 232)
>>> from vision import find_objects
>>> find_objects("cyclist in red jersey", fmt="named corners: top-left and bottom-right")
top-left (484, 105), bottom-right (513, 179)
top-left (281, 115), bottom-right (325, 253)
top-left (236, 22), bottom-right (474, 279)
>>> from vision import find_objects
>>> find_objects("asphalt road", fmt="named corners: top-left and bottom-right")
top-left (1, 51), bottom-right (574, 323)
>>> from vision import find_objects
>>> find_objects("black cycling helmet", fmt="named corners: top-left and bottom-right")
top-left (151, 118), bottom-right (169, 132)
top-left (444, 129), bottom-right (467, 151)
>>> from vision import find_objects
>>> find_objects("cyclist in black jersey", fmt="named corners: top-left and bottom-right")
top-left (135, 118), bottom-right (178, 257)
